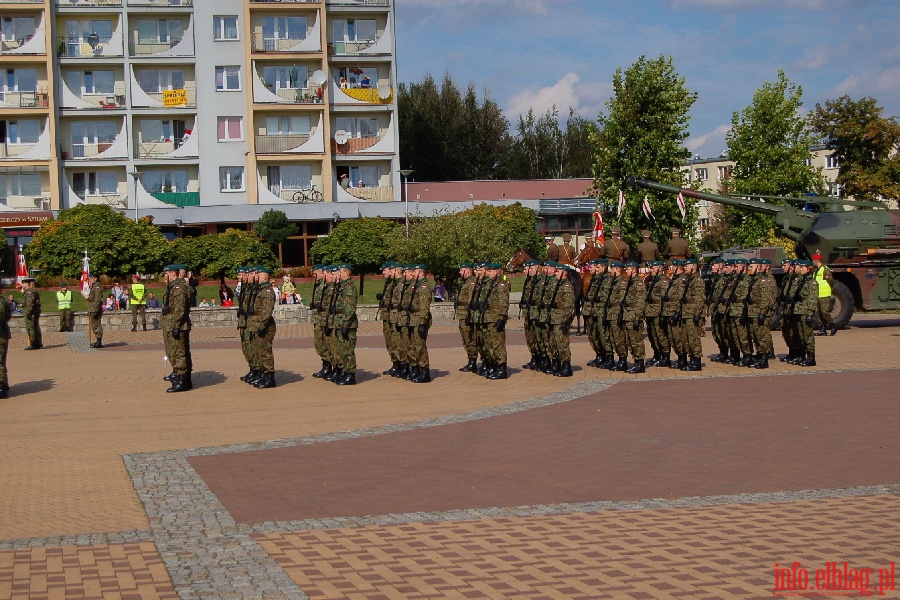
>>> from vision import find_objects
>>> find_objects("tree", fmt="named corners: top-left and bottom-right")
top-left (507, 107), bottom-right (598, 179)
top-left (810, 95), bottom-right (900, 202)
top-left (254, 209), bottom-right (298, 246)
top-left (26, 204), bottom-right (169, 277)
top-left (390, 203), bottom-right (544, 285)
top-left (398, 73), bottom-right (511, 181)
top-left (590, 55), bottom-right (699, 246)
top-left (169, 229), bottom-right (278, 279)
top-left (309, 218), bottom-right (400, 274)
top-left (724, 70), bottom-right (824, 247)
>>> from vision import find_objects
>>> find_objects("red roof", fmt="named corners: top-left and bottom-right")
top-left (406, 179), bottom-right (593, 203)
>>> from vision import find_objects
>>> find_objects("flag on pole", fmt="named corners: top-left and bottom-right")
top-left (642, 194), bottom-right (654, 220)
top-left (15, 245), bottom-right (27, 285)
top-left (617, 189), bottom-right (626, 216)
top-left (592, 211), bottom-right (605, 245)
top-left (80, 250), bottom-right (91, 298)
top-left (676, 191), bottom-right (686, 220)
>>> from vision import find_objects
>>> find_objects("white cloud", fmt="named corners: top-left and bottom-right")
top-left (506, 73), bottom-right (582, 119)
top-left (665, 0), bottom-right (828, 10)
top-left (403, 0), bottom-right (554, 16)
top-left (792, 46), bottom-right (830, 71)
top-left (687, 124), bottom-right (731, 160)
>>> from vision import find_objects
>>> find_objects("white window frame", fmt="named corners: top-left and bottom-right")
top-left (4, 68), bottom-right (38, 93)
top-left (695, 167), bottom-right (708, 181)
top-left (335, 116), bottom-right (379, 139)
top-left (262, 15), bottom-right (307, 42)
top-left (265, 115), bottom-right (309, 135)
top-left (137, 69), bottom-right (185, 93)
top-left (826, 155), bottom-right (839, 169)
top-left (220, 166), bottom-right (244, 192)
top-left (213, 16), bottom-right (239, 41)
top-left (72, 171), bottom-right (118, 196)
top-left (217, 116), bottom-right (243, 142)
top-left (6, 120), bottom-right (41, 144)
top-left (215, 66), bottom-right (241, 92)
top-left (136, 19), bottom-right (183, 44)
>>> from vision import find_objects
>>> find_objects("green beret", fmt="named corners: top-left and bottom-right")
top-left (684, 257), bottom-right (699, 265)
top-left (256, 266), bottom-right (272, 274)
top-left (760, 259), bottom-right (772, 265)
top-left (544, 261), bottom-right (559, 268)
top-left (671, 259), bottom-right (686, 267)
top-left (783, 258), bottom-right (794, 265)
top-left (459, 262), bottom-right (475, 269)
top-left (59, 281), bottom-right (68, 287)
top-left (624, 261), bottom-right (640, 268)
top-left (402, 264), bottom-right (416, 271)
top-left (522, 260), bottom-right (538, 267)
top-left (312, 264), bottom-right (325, 270)
top-left (708, 258), bottom-right (723, 265)
top-left (733, 258), bottom-right (749, 265)
top-left (163, 264), bottom-right (180, 272)
top-left (380, 261), bottom-right (392, 270)
top-left (609, 260), bottom-right (624, 269)
top-left (338, 263), bottom-right (353, 271)
top-left (796, 259), bottom-right (814, 267)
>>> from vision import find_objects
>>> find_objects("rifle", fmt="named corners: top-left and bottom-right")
top-left (466, 277), bottom-right (484, 326)
top-left (618, 276), bottom-right (635, 327)
top-left (741, 275), bottom-right (758, 325)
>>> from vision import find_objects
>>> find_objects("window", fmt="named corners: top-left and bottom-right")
top-left (213, 16), bottom-right (239, 41)
top-left (695, 167), bottom-right (708, 181)
top-left (333, 19), bottom-right (376, 42)
top-left (1, 17), bottom-right (36, 43)
top-left (0, 173), bottom-right (41, 200)
top-left (65, 19), bottom-right (113, 44)
top-left (142, 169), bottom-right (188, 193)
top-left (138, 69), bottom-right (185, 93)
top-left (333, 66), bottom-right (376, 89)
top-left (804, 157), bottom-right (812, 167)
top-left (335, 117), bottom-right (378, 138)
top-left (215, 66), bottom-right (241, 91)
top-left (267, 165), bottom-right (311, 194)
top-left (265, 115), bottom-right (309, 135)
top-left (217, 117), bottom-right (243, 141)
top-left (826, 154), bottom-right (839, 169)
top-left (66, 70), bottom-right (115, 96)
top-left (349, 165), bottom-right (379, 187)
top-left (262, 16), bottom-right (306, 43)
top-left (140, 119), bottom-right (173, 142)
top-left (262, 65), bottom-right (306, 91)
top-left (220, 167), bottom-right (244, 191)
top-left (828, 182), bottom-right (842, 197)
top-left (6, 120), bottom-right (40, 144)
top-left (698, 218), bottom-right (709, 231)
top-left (717, 165), bottom-right (732, 180)
top-left (4, 68), bottom-right (37, 92)
top-left (72, 171), bottom-right (118, 197)
top-left (70, 121), bottom-right (117, 149)
top-left (137, 19), bottom-right (183, 44)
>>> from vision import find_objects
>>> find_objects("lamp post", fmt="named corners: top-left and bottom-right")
top-left (399, 169), bottom-right (414, 237)
top-left (128, 170), bottom-right (144, 222)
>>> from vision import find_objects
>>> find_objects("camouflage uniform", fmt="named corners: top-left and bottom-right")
top-left (592, 269), bottom-right (615, 363)
top-left (787, 269), bottom-right (818, 365)
top-left (644, 269), bottom-right (670, 363)
top-left (329, 276), bottom-right (358, 376)
top-left (681, 268), bottom-right (707, 368)
top-left (720, 269), bottom-right (742, 362)
top-left (518, 270), bottom-right (539, 368)
top-left (747, 265), bottom-right (777, 366)
top-left (389, 273), bottom-right (410, 371)
top-left (548, 271), bottom-right (575, 374)
top-left (582, 269), bottom-right (604, 363)
top-left (708, 267), bottom-right (730, 360)
top-left (377, 271), bottom-right (397, 371)
top-left (483, 271), bottom-right (510, 371)
top-left (22, 285), bottom-right (42, 349)
top-left (396, 274), bottom-right (414, 374)
top-left (162, 276), bottom-right (192, 383)
top-left (87, 280), bottom-right (104, 346)
top-left (605, 272), bottom-right (629, 364)
top-left (236, 275), bottom-right (256, 377)
top-left (0, 294), bottom-right (10, 397)
top-left (726, 268), bottom-right (753, 364)
top-left (248, 277), bottom-right (277, 383)
top-left (662, 269), bottom-right (686, 366)
top-left (621, 272), bottom-right (647, 366)
top-left (407, 276), bottom-right (432, 375)
top-left (779, 267), bottom-right (799, 359)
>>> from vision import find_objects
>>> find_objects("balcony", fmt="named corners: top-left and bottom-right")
top-left (251, 32), bottom-right (318, 53)
top-left (133, 137), bottom-right (196, 159)
top-left (332, 83), bottom-right (391, 104)
top-left (59, 139), bottom-right (117, 160)
top-left (326, 0), bottom-right (389, 6)
top-left (131, 82), bottom-right (196, 108)
top-left (128, 0), bottom-right (193, 6)
top-left (250, 0), bottom-right (321, 4)
top-left (343, 185), bottom-right (392, 202)
top-left (57, 34), bottom-right (123, 58)
top-left (255, 134), bottom-right (312, 154)
top-left (0, 90), bottom-right (50, 107)
top-left (4, 194), bottom-right (50, 210)
top-left (330, 134), bottom-right (385, 154)
top-left (55, 0), bottom-right (123, 7)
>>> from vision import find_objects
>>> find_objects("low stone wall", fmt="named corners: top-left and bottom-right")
top-left (8, 301), bottom-right (481, 333)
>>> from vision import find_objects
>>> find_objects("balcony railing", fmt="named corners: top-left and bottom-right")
top-left (1, 35), bottom-right (42, 55)
top-left (250, 0), bottom-right (321, 4)
top-left (3, 194), bottom-right (51, 210)
top-left (59, 139), bottom-right (117, 159)
top-left (133, 138), bottom-right (194, 158)
top-left (55, 0), bottom-right (123, 6)
top-left (0, 90), bottom-right (50, 107)
top-left (0, 1), bottom-right (46, 4)
top-left (259, 84), bottom-right (324, 105)
top-left (336, 86), bottom-right (392, 104)
top-left (250, 33), bottom-right (310, 53)
top-left (128, 0), bottom-right (193, 6)
top-left (255, 133), bottom-right (312, 154)
top-left (0, 140), bottom-right (41, 160)
top-left (326, 0), bottom-right (389, 6)
top-left (57, 35), bottom-right (120, 58)
top-left (344, 185), bottom-right (393, 202)
top-left (137, 87), bottom-right (196, 108)
top-left (327, 40), bottom-right (377, 55)
top-left (80, 193), bottom-right (127, 208)
top-left (129, 38), bottom-right (189, 56)
top-left (331, 135), bottom-right (382, 154)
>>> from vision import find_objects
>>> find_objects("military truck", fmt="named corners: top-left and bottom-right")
top-left (629, 177), bottom-right (900, 329)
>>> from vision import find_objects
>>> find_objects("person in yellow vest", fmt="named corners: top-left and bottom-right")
top-left (130, 274), bottom-right (147, 332)
top-left (56, 282), bottom-right (73, 332)
top-left (812, 251), bottom-right (836, 336)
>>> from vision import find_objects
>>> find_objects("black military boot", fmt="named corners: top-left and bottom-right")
top-left (336, 370), bottom-right (357, 385)
top-left (0, 382), bottom-right (8, 399)
top-left (489, 364), bottom-right (508, 380)
top-left (522, 355), bottom-right (537, 370)
top-left (800, 352), bottom-right (816, 367)
top-left (324, 365), bottom-right (339, 381)
top-left (599, 355), bottom-right (616, 369)
top-left (404, 365), bottom-right (419, 381)
top-left (460, 358), bottom-right (478, 372)
top-left (395, 363), bottom-right (409, 379)
top-left (90, 339), bottom-right (103, 349)
top-left (384, 361), bottom-right (400, 376)
top-left (143, 324), bottom-right (148, 331)
top-left (239, 370), bottom-right (253, 382)
top-left (754, 354), bottom-right (769, 369)
top-left (131, 325), bottom-right (137, 332)
top-left (626, 359), bottom-right (645, 374)
top-left (412, 366), bottom-right (432, 383)
top-left (656, 353), bottom-right (671, 368)
top-left (611, 357), bottom-right (628, 372)
top-left (684, 357), bottom-right (702, 372)
top-left (247, 370), bottom-right (264, 385)
top-left (788, 352), bottom-right (806, 365)
top-left (555, 360), bottom-right (573, 377)
top-left (670, 354), bottom-right (686, 370)
top-left (816, 328), bottom-right (828, 336)
top-left (255, 372), bottom-right (276, 388)
top-left (313, 361), bottom-right (330, 378)
top-left (738, 353), bottom-right (755, 367)
top-left (182, 372), bottom-right (193, 390)
top-left (830, 325), bottom-right (837, 336)
top-left (164, 370), bottom-right (177, 381)
top-left (546, 359), bottom-right (560, 375)
top-left (535, 356), bottom-right (549, 371)
top-left (166, 374), bottom-right (188, 393)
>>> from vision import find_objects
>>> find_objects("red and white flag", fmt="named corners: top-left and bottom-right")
top-left (676, 191), bottom-right (686, 220)
top-left (15, 245), bottom-right (27, 284)
top-left (642, 194), bottom-right (654, 220)
top-left (592, 211), bottom-right (605, 245)
top-left (80, 250), bottom-right (91, 298)
top-left (617, 189), bottom-right (626, 216)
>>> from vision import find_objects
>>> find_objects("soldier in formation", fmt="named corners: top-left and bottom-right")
top-left (21, 277), bottom-right (42, 350)
top-left (780, 259), bottom-right (818, 366)
top-left (247, 266), bottom-right (277, 388)
top-left (326, 264), bottom-right (358, 385)
top-left (455, 262), bottom-right (479, 372)
top-left (0, 290), bottom-right (10, 398)
top-left (635, 230), bottom-right (661, 263)
top-left (87, 273), bottom-right (103, 348)
top-left (404, 264), bottom-right (433, 383)
top-left (463, 262), bottom-right (509, 379)
top-left (519, 259), bottom-right (545, 370)
top-left (161, 264), bottom-right (193, 392)
top-left (377, 261), bottom-right (404, 376)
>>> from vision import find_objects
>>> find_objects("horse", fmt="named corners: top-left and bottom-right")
top-left (505, 247), bottom-right (540, 273)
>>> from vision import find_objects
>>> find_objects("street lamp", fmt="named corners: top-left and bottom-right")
top-left (399, 169), bottom-right (414, 237)
top-left (128, 170), bottom-right (144, 222)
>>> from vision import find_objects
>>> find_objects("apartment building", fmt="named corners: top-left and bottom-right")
top-left (1, 0), bottom-right (399, 266)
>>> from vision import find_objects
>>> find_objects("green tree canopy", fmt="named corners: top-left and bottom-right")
top-left (590, 54), bottom-right (699, 246)
top-left (390, 203), bottom-right (544, 284)
top-left (25, 205), bottom-right (169, 278)
top-left (169, 229), bottom-right (278, 279)
top-left (254, 209), bottom-right (299, 246)
top-left (507, 106), bottom-right (598, 179)
top-left (810, 95), bottom-right (900, 202)
top-left (309, 217), bottom-right (400, 274)
top-left (724, 70), bottom-right (824, 247)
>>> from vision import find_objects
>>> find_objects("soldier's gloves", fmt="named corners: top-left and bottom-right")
top-left (341, 327), bottom-right (349, 338)
top-left (673, 311), bottom-right (682, 322)
top-left (805, 314), bottom-right (814, 325)
top-left (495, 319), bottom-right (506, 332)
top-left (417, 324), bottom-right (427, 338)
top-left (171, 328), bottom-right (180, 340)
top-left (757, 314), bottom-right (766, 326)
top-left (562, 322), bottom-right (570, 334)
top-left (396, 324), bottom-right (403, 332)
top-left (693, 315), bottom-right (701, 326)
top-left (633, 320), bottom-right (641, 331)
top-left (376, 293), bottom-right (383, 301)
top-left (257, 328), bottom-right (266, 336)
top-left (324, 327), bottom-right (332, 336)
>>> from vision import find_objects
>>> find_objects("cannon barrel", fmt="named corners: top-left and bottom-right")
top-left (628, 177), bottom-right (781, 216)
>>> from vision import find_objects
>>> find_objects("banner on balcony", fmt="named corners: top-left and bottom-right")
top-left (163, 89), bottom-right (187, 107)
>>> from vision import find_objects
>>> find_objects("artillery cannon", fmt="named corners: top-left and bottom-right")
top-left (628, 176), bottom-right (900, 328)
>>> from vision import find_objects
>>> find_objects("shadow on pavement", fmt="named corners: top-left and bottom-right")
top-left (194, 371), bottom-right (227, 388)
top-left (12, 378), bottom-right (55, 396)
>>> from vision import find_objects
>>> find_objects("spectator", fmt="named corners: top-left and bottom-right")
top-left (271, 280), bottom-right (281, 304)
top-left (103, 294), bottom-right (116, 311)
top-left (186, 270), bottom-right (199, 307)
top-left (209, 298), bottom-right (218, 308)
top-left (339, 76), bottom-right (349, 89)
top-left (219, 282), bottom-right (234, 307)
top-left (7, 294), bottom-right (20, 315)
top-left (433, 278), bottom-right (447, 302)
top-left (340, 173), bottom-right (351, 189)
top-left (360, 75), bottom-right (371, 88)
top-left (281, 275), bottom-right (296, 303)
top-left (111, 280), bottom-right (125, 309)
top-left (120, 288), bottom-right (130, 310)
top-left (146, 292), bottom-right (161, 309)
top-left (199, 297), bottom-right (210, 308)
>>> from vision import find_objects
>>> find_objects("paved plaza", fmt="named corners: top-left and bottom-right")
top-left (1, 315), bottom-right (899, 599)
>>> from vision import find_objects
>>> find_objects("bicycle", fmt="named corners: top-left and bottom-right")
top-left (291, 185), bottom-right (323, 203)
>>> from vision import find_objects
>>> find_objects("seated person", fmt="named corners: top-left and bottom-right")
top-left (198, 297), bottom-right (210, 308)
top-left (145, 292), bottom-right (161, 308)
top-left (360, 76), bottom-right (371, 89)
top-left (103, 294), bottom-right (115, 311)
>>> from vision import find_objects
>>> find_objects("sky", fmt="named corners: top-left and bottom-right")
top-left (394, 0), bottom-right (900, 160)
